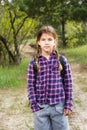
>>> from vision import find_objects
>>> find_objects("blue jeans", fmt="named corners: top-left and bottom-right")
top-left (34, 101), bottom-right (69, 130)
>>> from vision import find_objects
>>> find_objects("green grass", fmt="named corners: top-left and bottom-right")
top-left (0, 59), bottom-right (29, 89)
top-left (61, 45), bottom-right (87, 64)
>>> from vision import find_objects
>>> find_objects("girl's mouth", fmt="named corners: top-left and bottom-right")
top-left (44, 46), bottom-right (50, 48)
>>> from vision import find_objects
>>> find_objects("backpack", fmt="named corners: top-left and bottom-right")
top-left (33, 55), bottom-right (65, 85)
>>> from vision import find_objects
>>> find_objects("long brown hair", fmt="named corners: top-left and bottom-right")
top-left (35, 25), bottom-right (62, 72)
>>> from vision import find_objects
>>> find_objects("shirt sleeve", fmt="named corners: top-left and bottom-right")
top-left (27, 60), bottom-right (40, 112)
top-left (63, 56), bottom-right (73, 111)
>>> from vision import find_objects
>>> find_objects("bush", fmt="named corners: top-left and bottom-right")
top-left (66, 21), bottom-right (87, 48)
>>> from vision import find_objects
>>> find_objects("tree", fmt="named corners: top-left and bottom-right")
top-left (0, 1), bottom-right (38, 64)
top-left (0, 5), bottom-right (28, 64)
top-left (71, 0), bottom-right (87, 21)
top-left (17, 0), bottom-right (87, 47)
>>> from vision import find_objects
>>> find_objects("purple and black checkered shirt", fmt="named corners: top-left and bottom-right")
top-left (27, 52), bottom-right (73, 112)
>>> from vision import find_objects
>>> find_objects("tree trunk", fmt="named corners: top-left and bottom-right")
top-left (0, 35), bottom-right (15, 62)
top-left (61, 15), bottom-right (66, 47)
top-left (13, 35), bottom-right (21, 64)
top-left (0, 35), bottom-right (21, 64)
top-left (8, 10), bottom-right (28, 64)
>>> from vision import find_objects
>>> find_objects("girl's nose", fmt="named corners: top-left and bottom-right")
top-left (45, 40), bottom-right (49, 44)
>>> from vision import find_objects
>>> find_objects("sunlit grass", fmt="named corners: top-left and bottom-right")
top-left (61, 45), bottom-right (87, 64)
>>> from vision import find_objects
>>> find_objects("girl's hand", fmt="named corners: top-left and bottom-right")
top-left (64, 109), bottom-right (72, 116)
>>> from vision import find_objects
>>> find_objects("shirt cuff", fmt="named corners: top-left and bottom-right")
top-left (31, 102), bottom-right (40, 112)
top-left (64, 100), bottom-right (73, 111)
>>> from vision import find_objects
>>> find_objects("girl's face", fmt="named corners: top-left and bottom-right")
top-left (38, 33), bottom-right (56, 54)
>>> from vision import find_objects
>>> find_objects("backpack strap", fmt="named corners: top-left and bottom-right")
top-left (59, 55), bottom-right (66, 84)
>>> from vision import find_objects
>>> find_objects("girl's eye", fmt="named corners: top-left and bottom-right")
top-left (41, 38), bottom-right (45, 41)
top-left (48, 38), bottom-right (53, 41)
top-left (40, 37), bottom-right (53, 42)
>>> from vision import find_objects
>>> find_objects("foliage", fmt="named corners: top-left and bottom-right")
top-left (66, 21), bottom-right (82, 47)
top-left (17, 0), bottom-right (87, 47)
top-left (71, 0), bottom-right (87, 22)
top-left (65, 21), bottom-right (87, 48)
top-left (17, 0), bottom-right (72, 46)
top-left (0, 2), bottom-right (38, 65)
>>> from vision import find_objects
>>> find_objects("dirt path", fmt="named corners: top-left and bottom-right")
top-left (69, 64), bottom-right (87, 130)
top-left (0, 63), bottom-right (87, 130)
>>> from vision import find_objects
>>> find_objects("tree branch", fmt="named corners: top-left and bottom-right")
top-left (15, 16), bottom-right (28, 36)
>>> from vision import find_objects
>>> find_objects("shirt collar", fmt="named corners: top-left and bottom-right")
top-left (38, 51), bottom-right (56, 59)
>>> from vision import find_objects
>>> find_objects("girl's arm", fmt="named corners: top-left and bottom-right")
top-left (63, 56), bottom-right (73, 111)
top-left (27, 60), bottom-right (40, 112)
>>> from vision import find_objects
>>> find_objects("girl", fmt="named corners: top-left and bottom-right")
top-left (27, 25), bottom-right (73, 130)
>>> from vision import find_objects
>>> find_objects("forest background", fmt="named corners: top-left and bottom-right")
top-left (0, 0), bottom-right (87, 65)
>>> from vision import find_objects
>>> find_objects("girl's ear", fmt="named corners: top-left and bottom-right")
top-left (38, 41), bottom-right (40, 46)
top-left (54, 39), bottom-right (58, 49)
top-left (54, 39), bottom-right (57, 44)
top-left (54, 40), bottom-right (57, 47)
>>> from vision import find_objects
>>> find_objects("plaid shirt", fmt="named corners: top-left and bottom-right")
top-left (27, 52), bottom-right (73, 112)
